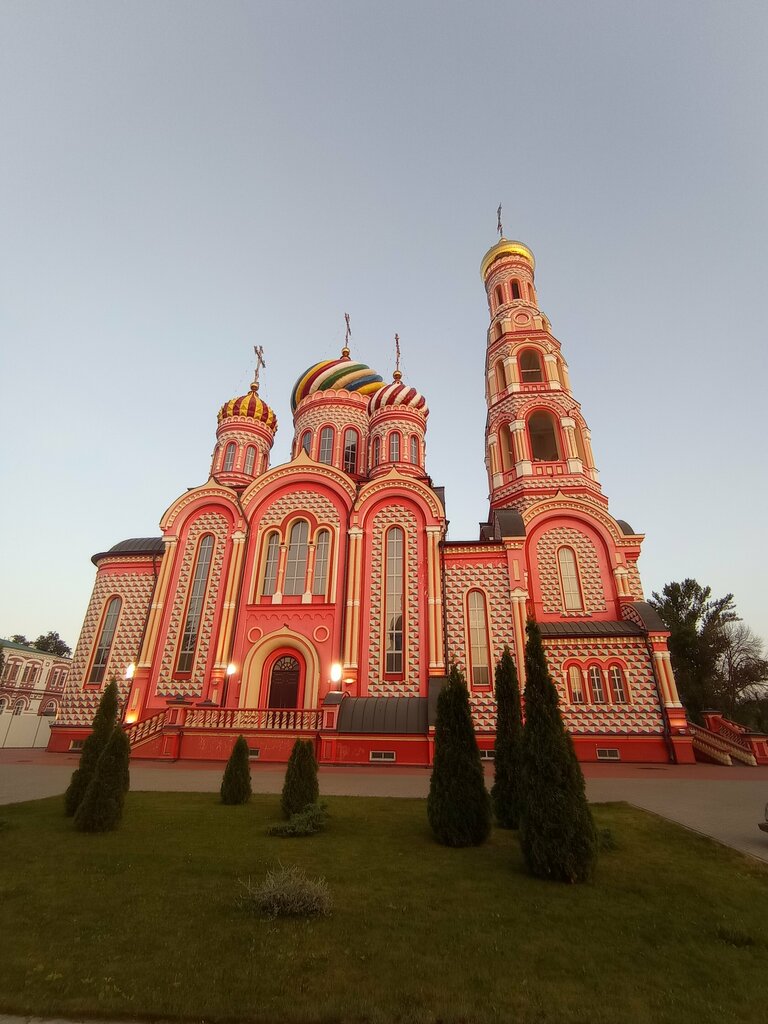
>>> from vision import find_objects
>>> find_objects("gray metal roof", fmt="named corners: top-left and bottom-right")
top-left (625, 601), bottom-right (668, 632)
top-left (616, 519), bottom-right (636, 535)
top-left (336, 696), bottom-right (428, 734)
top-left (92, 537), bottom-right (164, 565)
top-left (539, 620), bottom-right (644, 637)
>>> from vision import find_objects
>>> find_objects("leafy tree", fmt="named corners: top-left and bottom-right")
top-left (520, 620), bottom-right (597, 883)
top-left (491, 646), bottom-right (524, 829)
top-left (64, 679), bottom-right (119, 816)
top-left (650, 580), bottom-right (738, 723)
top-left (32, 631), bottom-right (72, 657)
top-left (220, 735), bottom-right (253, 805)
top-left (74, 726), bottom-right (131, 833)
top-left (10, 634), bottom-right (28, 646)
top-left (427, 664), bottom-right (491, 847)
top-left (716, 623), bottom-right (768, 720)
top-left (0, 644), bottom-right (5, 684)
top-left (281, 739), bottom-right (319, 818)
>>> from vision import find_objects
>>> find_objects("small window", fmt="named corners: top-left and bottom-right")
top-left (89, 596), bottom-right (122, 683)
top-left (389, 432), bottom-right (400, 462)
top-left (610, 665), bottom-right (628, 703)
top-left (343, 429), bottom-right (358, 474)
top-left (13, 700), bottom-right (25, 716)
top-left (409, 435), bottom-right (419, 465)
top-left (589, 665), bottom-right (606, 703)
top-left (312, 529), bottom-right (331, 597)
top-left (284, 521), bottom-right (309, 596)
top-left (318, 427), bottom-right (334, 465)
top-left (597, 748), bottom-right (620, 761)
top-left (495, 360), bottom-right (506, 394)
top-left (520, 349), bottom-right (543, 383)
top-left (301, 431), bottom-right (311, 455)
top-left (42, 701), bottom-right (57, 717)
top-left (223, 442), bottom-right (236, 472)
top-left (557, 547), bottom-right (583, 612)
top-left (244, 445), bottom-right (256, 475)
top-left (568, 665), bottom-right (584, 704)
top-left (529, 411), bottom-right (561, 461)
top-left (494, 285), bottom-right (504, 309)
top-left (261, 532), bottom-right (280, 596)
top-left (0, 698), bottom-right (6, 713)
top-left (373, 436), bottom-right (381, 467)
top-left (370, 750), bottom-right (396, 762)
top-left (511, 279), bottom-right (521, 300)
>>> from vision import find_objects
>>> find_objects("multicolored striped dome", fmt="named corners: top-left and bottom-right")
top-left (291, 353), bottom-right (384, 412)
top-left (368, 372), bottom-right (429, 417)
top-left (218, 386), bottom-right (277, 431)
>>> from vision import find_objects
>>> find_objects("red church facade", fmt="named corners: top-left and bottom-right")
top-left (50, 236), bottom-right (696, 765)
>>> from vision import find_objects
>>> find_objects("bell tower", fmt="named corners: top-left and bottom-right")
top-left (481, 238), bottom-right (603, 513)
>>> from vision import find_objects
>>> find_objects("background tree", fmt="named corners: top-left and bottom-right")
top-left (74, 726), bottom-right (131, 833)
top-left (64, 679), bottom-right (119, 816)
top-left (32, 631), bottom-right (72, 657)
top-left (427, 664), bottom-right (491, 847)
top-left (520, 620), bottom-right (597, 883)
top-left (650, 579), bottom-right (738, 723)
top-left (717, 623), bottom-right (768, 721)
top-left (281, 739), bottom-right (319, 818)
top-left (10, 634), bottom-right (28, 645)
top-left (0, 644), bottom-right (5, 684)
top-left (220, 735), bottom-right (253, 804)
top-left (491, 646), bottom-right (523, 829)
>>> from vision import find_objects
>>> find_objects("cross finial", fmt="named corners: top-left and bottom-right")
top-left (252, 345), bottom-right (266, 392)
top-left (497, 203), bottom-right (504, 239)
top-left (342, 312), bottom-right (351, 357)
top-left (394, 333), bottom-right (402, 380)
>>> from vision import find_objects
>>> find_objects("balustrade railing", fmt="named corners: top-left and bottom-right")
top-left (184, 707), bottom-right (322, 732)
top-left (125, 710), bottom-right (167, 746)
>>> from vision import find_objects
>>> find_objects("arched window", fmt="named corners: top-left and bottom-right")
top-left (89, 596), bottom-right (122, 683)
top-left (409, 435), bottom-right (419, 465)
top-left (511, 279), bottom-right (521, 300)
top-left (389, 432), bottom-right (400, 462)
top-left (520, 349), bottom-right (543, 382)
top-left (268, 655), bottom-right (300, 709)
top-left (284, 520), bottom-right (309, 596)
top-left (528, 411), bottom-right (561, 461)
top-left (318, 426), bottom-right (334, 465)
top-left (343, 429), bottom-right (359, 474)
top-left (494, 285), bottom-right (504, 309)
top-left (23, 663), bottom-right (38, 684)
top-left (301, 431), bottom-right (311, 455)
top-left (176, 535), bottom-right (215, 673)
top-left (261, 532), bottom-right (280, 596)
top-left (500, 423), bottom-right (515, 471)
top-left (589, 665), bottom-right (606, 703)
top-left (609, 665), bottom-right (628, 703)
top-left (42, 700), bottom-right (57, 717)
top-left (568, 665), bottom-right (584, 704)
top-left (7, 661), bottom-right (20, 683)
top-left (0, 698), bottom-right (7, 713)
top-left (223, 442), bottom-right (236, 472)
top-left (13, 700), bottom-right (25, 716)
top-left (312, 529), bottom-right (331, 596)
top-left (384, 527), bottom-right (404, 674)
top-left (373, 435), bottom-right (381, 467)
top-left (467, 591), bottom-right (490, 686)
top-left (557, 546), bottom-right (583, 612)
top-left (244, 445), bottom-right (256, 475)
top-left (495, 360), bottom-right (506, 394)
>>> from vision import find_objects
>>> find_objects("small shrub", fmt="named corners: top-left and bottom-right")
top-left (220, 735), bottom-right (252, 805)
top-left (64, 680), bottom-right (119, 816)
top-left (281, 739), bottom-right (319, 818)
top-left (716, 924), bottom-right (755, 948)
top-left (268, 803), bottom-right (327, 837)
top-left (598, 827), bottom-right (618, 851)
top-left (237, 864), bottom-right (332, 918)
top-left (74, 727), bottom-right (131, 833)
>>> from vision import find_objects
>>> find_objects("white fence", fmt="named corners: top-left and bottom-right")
top-left (0, 712), bottom-right (52, 749)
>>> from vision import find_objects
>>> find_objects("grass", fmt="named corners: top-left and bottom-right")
top-left (1, 793), bottom-right (767, 1024)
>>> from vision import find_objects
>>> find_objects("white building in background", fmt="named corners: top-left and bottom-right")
top-left (0, 639), bottom-right (70, 748)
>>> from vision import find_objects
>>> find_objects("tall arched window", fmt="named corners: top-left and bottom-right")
top-left (312, 529), bottom-right (331, 596)
top-left (373, 435), bottom-right (381, 467)
top-left (610, 665), bottom-right (628, 703)
top-left (494, 285), bottom-right (504, 309)
top-left (520, 349), bottom-right (543, 382)
top-left (301, 431), bottom-right (311, 455)
top-left (223, 442), bottom-right (236, 472)
top-left (244, 445), bottom-right (256, 475)
top-left (409, 435), bottom-right (419, 465)
top-left (384, 527), bottom-right (404, 674)
top-left (568, 665), bottom-right (584, 704)
top-left (528, 411), bottom-right (561, 461)
top-left (318, 426), bottom-right (334, 464)
top-left (176, 535), bottom-right (215, 673)
top-left (0, 698), bottom-right (6, 713)
top-left (261, 532), bottom-right (280, 596)
top-left (557, 546), bottom-right (583, 612)
top-left (511, 279), bottom-right (521, 299)
top-left (89, 596), bottom-right (122, 683)
top-left (13, 699), bottom-right (25, 716)
top-left (389, 432), bottom-right (400, 462)
top-left (467, 591), bottom-right (490, 686)
top-left (284, 520), bottom-right (309, 596)
top-left (589, 665), bottom-right (605, 703)
top-left (343, 429), bottom-right (359, 474)
top-left (495, 360), bottom-right (506, 394)
top-left (6, 662), bottom-right (20, 683)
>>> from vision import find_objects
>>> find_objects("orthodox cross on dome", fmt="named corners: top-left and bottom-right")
top-left (251, 344), bottom-right (266, 392)
top-left (497, 203), bottom-right (504, 239)
top-left (342, 312), bottom-right (352, 357)
top-left (394, 333), bottom-right (402, 381)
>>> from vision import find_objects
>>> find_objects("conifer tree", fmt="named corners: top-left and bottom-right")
top-left (74, 726), bottom-right (131, 833)
top-left (520, 620), bottom-right (597, 882)
top-left (427, 664), bottom-right (491, 847)
top-left (220, 735), bottom-right (253, 805)
top-left (281, 739), bottom-right (319, 818)
top-left (64, 679), bottom-right (119, 816)
top-left (491, 645), bottom-right (524, 829)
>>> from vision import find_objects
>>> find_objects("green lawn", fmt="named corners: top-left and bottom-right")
top-left (1, 793), bottom-right (767, 1024)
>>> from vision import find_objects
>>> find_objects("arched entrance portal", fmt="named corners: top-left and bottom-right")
top-left (268, 655), bottom-right (300, 708)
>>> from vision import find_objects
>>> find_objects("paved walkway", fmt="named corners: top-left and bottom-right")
top-left (2, 749), bottom-right (767, 862)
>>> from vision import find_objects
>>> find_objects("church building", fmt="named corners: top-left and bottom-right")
top-left (50, 236), bottom-right (695, 765)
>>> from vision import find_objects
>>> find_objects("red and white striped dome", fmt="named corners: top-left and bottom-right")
top-left (368, 372), bottom-right (428, 418)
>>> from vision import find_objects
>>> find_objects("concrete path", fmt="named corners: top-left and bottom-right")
top-left (2, 749), bottom-right (767, 862)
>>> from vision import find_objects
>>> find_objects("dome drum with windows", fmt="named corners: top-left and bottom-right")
top-left (212, 382), bottom-right (278, 488)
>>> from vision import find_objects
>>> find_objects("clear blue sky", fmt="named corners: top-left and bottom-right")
top-left (1, 0), bottom-right (766, 651)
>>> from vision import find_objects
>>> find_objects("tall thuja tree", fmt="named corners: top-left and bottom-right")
top-left (281, 739), bottom-right (319, 818)
top-left (74, 726), bottom-right (131, 833)
top-left (221, 735), bottom-right (253, 805)
top-left (427, 665), bottom-right (491, 847)
top-left (64, 679), bottom-right (119, 816)
top-left (491, 646), bottom-right (523, 829)
top-left (520, 620), bottom-right (597, 883)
